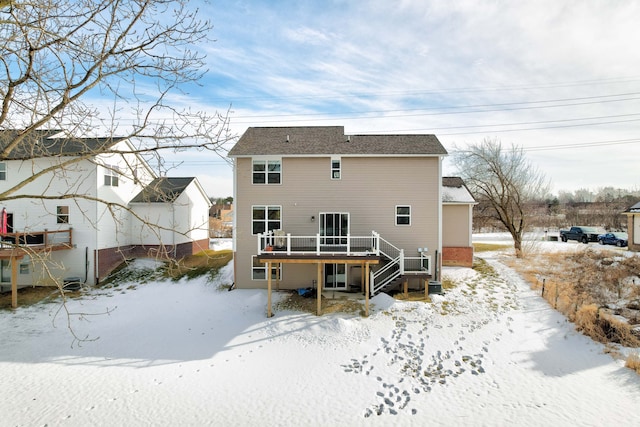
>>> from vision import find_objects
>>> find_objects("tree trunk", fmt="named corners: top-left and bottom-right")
top-left (514, 236), bottom-right (523, 258)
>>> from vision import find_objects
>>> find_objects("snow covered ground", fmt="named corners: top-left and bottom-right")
top-left (1, 236), bottom-right (639, 426)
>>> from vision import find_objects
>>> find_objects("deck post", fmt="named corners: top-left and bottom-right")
top-left (424, 278), bottom-right (428, 300)
top-left (316, 262), bottom-right (322, 315)
top-left (365, 262), bottom-right (370, 317)
top-left (267, 261), bottom-right (272, 317)
top-left (11, 255), bottom-right (18, 309)
top-left (403, 279), bottom-right (408, 297)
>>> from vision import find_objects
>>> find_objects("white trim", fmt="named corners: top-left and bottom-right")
top-left (330, 157), bottom-right (341, 180)
top-left (251, 255), bottom-right (282, 281)
top-left (252, 158), bottom-right (282, 185)
top-left (251, 205), bottom-right (282, 236)
top-left (395, 205), bottom-right (411, 226)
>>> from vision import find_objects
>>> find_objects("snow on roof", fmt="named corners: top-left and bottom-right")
top-left (442, 177), bottom-right (476, 203)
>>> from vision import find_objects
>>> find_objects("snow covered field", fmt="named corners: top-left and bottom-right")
top-left (1, 237), bottom-right (639, 426)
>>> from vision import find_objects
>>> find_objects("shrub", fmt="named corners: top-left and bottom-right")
top-left (575, 304), bottom-right (640, 347)
top-left (625, 352), bottom-right (640, 374)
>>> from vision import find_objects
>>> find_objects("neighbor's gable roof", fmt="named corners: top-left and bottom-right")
top-left (0, 130), bottom-right (124, 159)
top-left (442, 176), bottom-right (476, 203)
top-left (228, 126), bottom-right (447, 157)
top-left (623, 201), bottom-right (640, 214)
top-left (130, 177), bottom-right (196, 203)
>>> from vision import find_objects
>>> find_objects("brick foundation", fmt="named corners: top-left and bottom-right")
top-left (442, 246), bottom-right (474, 268)
top-left (96, 238), bottom-right (211, 282)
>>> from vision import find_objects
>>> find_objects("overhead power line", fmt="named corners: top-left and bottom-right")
top-left (229, 91), bottom-right (640, 122)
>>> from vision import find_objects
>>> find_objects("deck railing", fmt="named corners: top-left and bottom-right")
top-left (258, 230), bottom-right (380, 256)
top-left (258, 230), bottom-right (432, 296)
top-left (0, 229), bottom-right (73, 252)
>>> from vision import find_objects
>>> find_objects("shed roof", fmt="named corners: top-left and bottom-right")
top-left (130, 177), bottom-right (195, 203)
top-left (442, 176), bottom-right (476, 203)
top-left (228, 126), bottom-right (447, 157)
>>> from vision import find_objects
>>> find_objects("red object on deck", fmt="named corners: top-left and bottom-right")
top-left (1, 208), bottom-right (7, 234)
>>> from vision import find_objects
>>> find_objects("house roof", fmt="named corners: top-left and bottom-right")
top-left (442, 176), bottom-right (476, 203)
top-left (0, 130), bottom-right (124, 159)
top-left (130, 177), bottom-right (196, 203)
top-left (623, 201), bottom-right (640, 214)
top-left (228, 126), bottom-right (447, 157)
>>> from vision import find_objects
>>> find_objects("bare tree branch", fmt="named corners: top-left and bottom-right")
top-left (454, 138), bottom-right (549, 257)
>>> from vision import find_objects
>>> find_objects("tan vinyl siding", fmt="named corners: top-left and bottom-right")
top-left (443, 204), bottom-right (472, 247)
top-left (234, 155), bottom-right (441, 289)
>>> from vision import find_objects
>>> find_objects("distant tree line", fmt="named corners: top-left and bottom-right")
top-left (473, 186), bottom-right (640, 232)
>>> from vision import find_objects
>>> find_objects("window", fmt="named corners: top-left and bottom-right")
top-left (252, 256), bottom-right (282, 280)
top-left (331, 158), bottom-right (341, 179)
top-left (252, 205), bottom-right (282, 235)
top-left (56, 206), bottom-right (69, 224)
top-left (20, 263), bottom-right (29, 274)
top-left (396, 205), bottom-right (411, 226)
top-left (0, 162), bottom-right (6, 180)
top-left (104, 165), bottom-right (120, 187)
top-left (253, 159), bottom-right (281, 184)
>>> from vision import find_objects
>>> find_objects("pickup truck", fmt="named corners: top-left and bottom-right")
top-left (559, 226), bottom-right (605, 243)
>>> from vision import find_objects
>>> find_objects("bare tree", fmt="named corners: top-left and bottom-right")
top-left (0, 1), bottom-right (230, 336)
top-left (0, 0), bottom-right (230, 230)
top-left (454, 138), bottom-right (549, 257)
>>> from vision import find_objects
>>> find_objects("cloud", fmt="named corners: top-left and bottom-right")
top-left (87, 0), bottom-right (640, 195)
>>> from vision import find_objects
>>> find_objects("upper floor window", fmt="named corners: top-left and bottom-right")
top-left (56, 206), bottom-right (69, 224)
top-left (0, 162), bottom-right (6, 180)
top-left (396, 205), bottom-right (411, 226)
top-left (253, 159), bottom-right (281, 184)
top-left (104, 165), bottom-right (120, 187)
top-left (252, 205), bottom-right (281, 235)
top-left (331, 158), bottom-right (341, 180)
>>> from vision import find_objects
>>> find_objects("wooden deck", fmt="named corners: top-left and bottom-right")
top-left (0, 229), bottom-right (73, 308)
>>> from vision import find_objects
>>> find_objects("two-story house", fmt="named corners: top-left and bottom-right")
top-left (228, 126), bottom-right (451, 314)
top-left (623, 201), bottom-right (640, 252)
top-left (0, 130), bottom-right (211, 306)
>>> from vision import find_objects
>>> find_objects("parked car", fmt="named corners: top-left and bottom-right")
top-left (597, 232), bottom-right (628, 247)
top-left (560, 226), bottom-right (606, 243)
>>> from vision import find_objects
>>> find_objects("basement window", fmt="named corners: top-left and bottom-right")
top-left (252, 256), bottom-right (282, 280)
top-left (0, 162), bottom-right (6, 180)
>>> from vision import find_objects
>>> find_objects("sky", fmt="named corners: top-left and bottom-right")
top-left (2, 238), bottom-right (639, 426)
top-left (139, 1), bottom-right (640, 198)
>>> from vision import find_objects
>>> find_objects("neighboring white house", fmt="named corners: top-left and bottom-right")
top-left (130, 177), bottom-right (212, 259)
top-left (0, 130), bottom-right (211, 302)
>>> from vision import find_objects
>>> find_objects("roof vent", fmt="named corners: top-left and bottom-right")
top-left (286, 135), bottom-right (289, 142)
top-left (346, 135), bottom-right (351, 142)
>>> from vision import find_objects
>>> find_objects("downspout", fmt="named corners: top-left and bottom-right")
top-left (437, 155), bottom-right (444, 282)
top-left (84, 246), bottom-right (88, 284)
top-left (172, 202), bottom-right (177, 258)
top-left (95, 162), bottom-right (100, 285)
